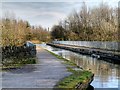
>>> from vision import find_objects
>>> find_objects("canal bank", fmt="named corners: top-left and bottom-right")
top-left (47, 43), bottom-right (120, 64)
top-left (2, 46), bottom-right (93, 89)
top-left (43, 44), bottom-right (120, 89)
top-left (45, 49), bottom-right (94, 89)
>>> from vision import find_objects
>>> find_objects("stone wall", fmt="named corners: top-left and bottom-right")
top-left (2, 43), bottom-right (36, 59)
top-left (75, 74), bottom-right (94, 89)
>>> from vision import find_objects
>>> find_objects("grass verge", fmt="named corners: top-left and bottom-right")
top-left (56, 71), bottom-right (92, 88)
top-left (45, 49), bottom-right (93, 89)
top-left (2, 57), bottom-right (36, 70)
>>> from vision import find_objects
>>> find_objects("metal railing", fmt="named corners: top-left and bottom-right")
top-left (52, 41), bottom-right (120, 51)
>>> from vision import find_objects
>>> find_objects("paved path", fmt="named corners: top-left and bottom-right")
top-left (2, 46), bottom-right (71, 89)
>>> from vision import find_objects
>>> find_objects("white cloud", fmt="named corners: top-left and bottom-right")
top-left (1, 1), bottom-right (119, 28)
top-left (36, 11), bottom-right (66, 18)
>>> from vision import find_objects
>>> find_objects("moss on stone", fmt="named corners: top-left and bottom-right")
top-left (56, 71), bottom-right (92, 88)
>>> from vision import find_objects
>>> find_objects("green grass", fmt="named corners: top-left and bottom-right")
top-left (45, 49), bottom-right (93, 89)
top-left (2, 57), bottom-right (36, 70)
top-left (56, 71), bottom-right (92, 88)
top-left (46, 49), bottom-right (77, 67)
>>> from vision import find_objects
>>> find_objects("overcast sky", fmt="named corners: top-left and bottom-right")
top-left (1, 0), bottom-right (119, 29)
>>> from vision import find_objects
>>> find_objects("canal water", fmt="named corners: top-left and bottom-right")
top-left (39, 44), bottom-right (120, 89)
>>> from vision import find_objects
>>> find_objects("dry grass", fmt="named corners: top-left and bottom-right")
top-left (30, 40), bottom-right (41, 44)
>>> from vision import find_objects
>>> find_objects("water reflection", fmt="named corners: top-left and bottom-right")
top-left (41, 44), bottom-right (120, 88)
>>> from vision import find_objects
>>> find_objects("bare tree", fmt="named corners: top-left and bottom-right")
top-left (55, 2), bottom-right (118, 41)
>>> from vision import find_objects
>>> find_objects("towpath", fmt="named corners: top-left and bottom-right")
top-left (2, 46), bottom-right (71, 89)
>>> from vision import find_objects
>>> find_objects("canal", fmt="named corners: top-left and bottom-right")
top-left (39, 44), bottom-right (120, 89)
